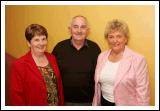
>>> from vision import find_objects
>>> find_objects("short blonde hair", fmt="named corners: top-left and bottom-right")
top-left (104, 19), bottom-right (129, 39)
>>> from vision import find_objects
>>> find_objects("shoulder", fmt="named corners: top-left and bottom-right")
top-left (125, 47), bottom-right (147, 66)
top-left (53, 39), bottom-right (70, 52)
top-left (125, 47), bottom-right (145, 60)
top-left (55, 39), bottom-right (70, 47)
top-left (10, 53), bottom-right (32, 79)
top-left (96, 50), bottom-right (110, 62)
top-left (125, 47), bottom-right (149, 75)
top-left (99, 50), bottom-right (109, 57)
top-left (11, 53), bottom-right (29, 68)
top-left (87, 39), bottom-right (100, 48)
top-left (86, 39), bottom-right (101, 53)
top-left (45, 52), bottom-right (56, 59)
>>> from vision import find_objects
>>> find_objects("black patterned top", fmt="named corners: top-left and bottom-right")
top-left (38, 63), bottom-right (59, 105)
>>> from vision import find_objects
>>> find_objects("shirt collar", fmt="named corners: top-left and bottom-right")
top-left (69, 37), bottom-right (89, 48)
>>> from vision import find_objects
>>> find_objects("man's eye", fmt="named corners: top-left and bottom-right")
top-left (73, 26), bottom-right (78, 28)
top-left (81, 26), bottom-right (87, 29)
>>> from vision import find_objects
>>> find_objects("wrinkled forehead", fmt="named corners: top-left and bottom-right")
top-left (71, 17), bottom-right (88, 26)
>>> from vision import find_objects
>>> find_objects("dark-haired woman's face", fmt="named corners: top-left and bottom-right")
top-left (27, 35), bottom-right (47, 55)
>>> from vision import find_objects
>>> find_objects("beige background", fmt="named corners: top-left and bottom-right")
top-left (5, 5), bottom-right (155, 105)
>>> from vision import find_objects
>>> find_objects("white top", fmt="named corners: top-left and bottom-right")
top-left (99, 60), bottom-right (120, 102)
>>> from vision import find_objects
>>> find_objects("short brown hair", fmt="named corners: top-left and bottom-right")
top-left (104, 19), bottom-right (129, 39)
top-left (25, 24), bottom-right (48, 42)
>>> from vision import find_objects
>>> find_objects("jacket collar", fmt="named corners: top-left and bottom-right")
top-left (97, 46), bottom-right (133, 88)
top-left (114, 46), bottom-right (133, 89)
top-left (22, 51), bottom-right (50, 80)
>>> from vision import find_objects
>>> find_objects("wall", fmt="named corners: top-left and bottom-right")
top-left (5, 5), bottom-right (155, 105)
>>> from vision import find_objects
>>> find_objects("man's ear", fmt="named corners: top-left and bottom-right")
top-left (68, 26), bottom-right (71, 34)
top-left (87, 28), bottom-right (90, 36)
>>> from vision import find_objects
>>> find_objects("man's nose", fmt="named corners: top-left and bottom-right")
top-left (78, 27), bottom-right (82, 32)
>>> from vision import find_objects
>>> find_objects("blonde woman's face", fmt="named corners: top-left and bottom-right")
top-left (107, 30), bottom-right (127, 53)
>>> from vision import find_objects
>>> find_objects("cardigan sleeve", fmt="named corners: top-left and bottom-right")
top-left (135, 57), bottom-right (150, 105)
top-left (92, 53), bottom-right (103, 106)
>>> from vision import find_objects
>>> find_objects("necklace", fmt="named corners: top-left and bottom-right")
top-left (32, 53), bottom-right (48, 67)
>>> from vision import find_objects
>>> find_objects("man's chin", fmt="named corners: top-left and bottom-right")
top-left (73, 37), bottom-right (85, 41)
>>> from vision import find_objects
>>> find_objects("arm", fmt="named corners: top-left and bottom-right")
top-left (135, 57), bottom-right (150, 105)
top-left (9, 62), bottom-right (25, 106)
top-left (92, 82), bottom-right (101, 106)
top-left (92, 54), bottom-right (102, 106)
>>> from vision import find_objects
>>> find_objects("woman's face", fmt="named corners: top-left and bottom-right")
top-left (27, 35), bottom-right (47, 55)
top-left (107, 30), bottom-right (127, 53)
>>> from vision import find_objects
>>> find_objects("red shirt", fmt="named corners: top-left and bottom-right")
top-left (9, 51), bottom-right (64, 106)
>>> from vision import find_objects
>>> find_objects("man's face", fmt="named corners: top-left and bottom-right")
top-left (69, 17), bottom-right (89, 42)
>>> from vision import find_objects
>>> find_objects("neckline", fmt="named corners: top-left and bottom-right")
top-left (38, 63), bottom-right (49, 68)
top-left (107, 59), bottom-right (121, 64)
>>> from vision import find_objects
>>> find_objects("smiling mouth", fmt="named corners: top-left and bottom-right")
top-left (76, 34), bottom-right (83, 36)
top-left (113, 44), bottom-right (119, 47)
top-left (37, 47), bottom-right (45, 49)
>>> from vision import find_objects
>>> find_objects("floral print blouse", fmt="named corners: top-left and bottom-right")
top-left (38, 63), bottom-right (59, 105)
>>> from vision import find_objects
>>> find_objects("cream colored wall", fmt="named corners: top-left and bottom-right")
top-left (5, 5), bottom-right (155, 105)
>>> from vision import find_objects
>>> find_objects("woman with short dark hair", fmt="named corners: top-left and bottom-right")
top-left (10, 24), bottom-right (64, 106)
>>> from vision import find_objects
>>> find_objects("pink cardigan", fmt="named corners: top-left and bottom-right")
top-left (92, 46), bottom-right (150, 106)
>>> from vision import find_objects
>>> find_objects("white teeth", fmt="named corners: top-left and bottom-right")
top-left (38, 47), bottom-right (44, 49)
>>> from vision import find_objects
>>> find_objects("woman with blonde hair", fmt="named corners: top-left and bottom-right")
top-left (92, 19), bottom-right (150, 106)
